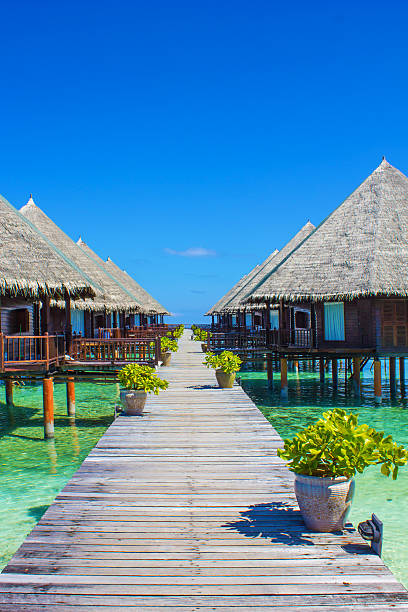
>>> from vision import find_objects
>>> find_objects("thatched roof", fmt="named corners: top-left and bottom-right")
top-left (76, 240), bottom-right (169, 315)
top-left (205, 257), bottom-right (276, 316)
top-left (104, 257), bottom-right (169, 316)
top-left (20, 197), bottom-right (142, 312)
top-left (246, 159), bottom-right (408, 303)
top-left (207, 221), bottom-right (315, 315)
top-left (0, 193), bottom-right (96, 300)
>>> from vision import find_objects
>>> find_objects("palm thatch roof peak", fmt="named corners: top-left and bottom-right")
top-left (0, 194), bottom-right (96, 300)
top-left (246, 158), bottom-right (408, 303)
top-left (20, 201), bottom-right (142, 312)
top-left (225, 221), bottom-right (315, 311)
top-left (76, 240), bottom-right (169, 315)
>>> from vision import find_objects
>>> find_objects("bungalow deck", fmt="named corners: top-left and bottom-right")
top-left (0, 332), bottom-right (407, 610)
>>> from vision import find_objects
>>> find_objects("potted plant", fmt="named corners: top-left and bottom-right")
top-left (278, 408), bottom-right (408, 532)
top-left (172, 325), bottom-right (184, 339)
top-left (193, 328), bottom-right (211, 351)
top-left (118, 364), bottom-right (169, 415)
top-left (160, 336), bottom-right (178, 366)
top-left (203, 350), bottom-right (242, 388)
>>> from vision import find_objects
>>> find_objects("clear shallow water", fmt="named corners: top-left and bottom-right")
top-left (0, 380), bottom-right (117, 570)
top-left (239, 361), bottom-right (408, 588)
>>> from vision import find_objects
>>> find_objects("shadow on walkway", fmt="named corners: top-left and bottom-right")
top-left (223, 501), bottom-right (354, 546)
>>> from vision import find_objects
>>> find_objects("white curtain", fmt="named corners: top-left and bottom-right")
top-left (71, 309), bottom-right (85, 335)
top-left (270, 311), bottom-right (279, 330)
top-left (324, 302), bottom-right (345, 341)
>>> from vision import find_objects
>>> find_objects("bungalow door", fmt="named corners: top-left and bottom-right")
top-left (382, 301), bottom-right (407, 348)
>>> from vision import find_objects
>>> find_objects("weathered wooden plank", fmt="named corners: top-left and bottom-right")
top-left (1, 330), bottom-right (406, 608)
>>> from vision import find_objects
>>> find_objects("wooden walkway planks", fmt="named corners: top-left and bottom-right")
top-left (1, 330), bottom-right (408, 610)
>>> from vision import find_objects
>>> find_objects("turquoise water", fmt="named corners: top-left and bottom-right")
top-left (239, 360), bottom-right (408, 587)
top-left (0, 380), bottom-right (117, 570)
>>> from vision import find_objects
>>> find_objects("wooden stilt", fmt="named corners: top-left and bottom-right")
top-left (389, 357), bottom-right (396, 393)
top-left (319, 358), bottom-right (325, 383)
top-left (280, 357), bottom-right (288, 398)
top-left (374, 358), bottom-right (382, 404)
top-left (332, 358), bottom-right (338, 388)
top-left (66, 377), bottom-right (75, 417)
top-left (352, 357), bottom-right (361, 396)
top-left (5, 379), bottom-right (13, 406)
top-left (43, 376), bottom-right (54, 439)
top-left (400, 357), bottom-right (405, 397)
top-left (266, 355), bottom-right (273, 388)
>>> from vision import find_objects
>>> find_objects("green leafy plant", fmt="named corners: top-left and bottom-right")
top-left (118, 364), bottom-right (169, 395)
top-left (193, 328), bottom-right (211, 342)
top-left (203, 350), bottom-right (242, 374)
top-left (172, 325), bottom-right (184, 339)
top-left (161, 336), bottom-right (178, 353)
top-left (277, 408), bottom-right (408, 480)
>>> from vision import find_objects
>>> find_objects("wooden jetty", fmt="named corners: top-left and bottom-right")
top-left (1, 332), bottom-right (407, 610)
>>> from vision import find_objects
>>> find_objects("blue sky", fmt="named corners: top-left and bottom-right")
top-left (1, 1), bottom-right (408, 323)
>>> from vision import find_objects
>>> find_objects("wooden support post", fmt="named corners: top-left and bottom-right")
top-left (66, 376), bottom-right (75, 417)
top-left (266, 354), bottom-right (273, 388)
top-left (43, 376), bottom-right (54, 439)
top-left (65, 293), bottom-right (72, 355)
top-left (332, 358), bottom-right (338, 388)
top-left (5, 379), bottom-right (13, 406)
top-left (352, 356), bottom-right (361, 396)
top-left (41, 295), bottom-right (50, 334)
top-left (374, 358), bottom-right (382, 404)
top-left (319, 358), bottom-right (325, 383)
top-left (0, 333), bottom-right (4, 372)
top-left (400, 357), bottom-right (405, 397)
top-left (44, 332), bottom-right (50, 370)
top-left (389, 357), bottom-right (396, 393)
top-left (280, 357), bottom-right (288, 398)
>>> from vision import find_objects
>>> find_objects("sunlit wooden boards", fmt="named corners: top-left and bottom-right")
top-left (1, 331), bottom-right (407, 610)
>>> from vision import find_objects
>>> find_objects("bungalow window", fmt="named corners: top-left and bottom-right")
top-left (295, 310), bottom-right (309, 329)
top-left (324, 302), bottom-right (345, 341)
top-left (11, 309), bottom-right (30, 334)
top-left (270, 311), bottom-right (279, 330)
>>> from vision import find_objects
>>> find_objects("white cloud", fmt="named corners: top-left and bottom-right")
top-left (164, 247), bottom-right (216, 257)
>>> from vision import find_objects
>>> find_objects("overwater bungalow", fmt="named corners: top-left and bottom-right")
top-left (243, 159), bottom-right (408, 393)
top-left (206, 221), bottom-right (315, 333)
top-left (76, 240), bottom-right (169, 328)
top-left (20, 196), bottom-right (144, 337)
top-left (0, 194), bottom-right (96, 372)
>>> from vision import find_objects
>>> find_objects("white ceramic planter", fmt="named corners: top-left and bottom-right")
top-left (161, 351), bottom-right (172, 366)
top-left (215, 369), bottom-right (236, 389)
top-left (294, 473), bottom-right (355, 532)
top-left (119, 389), bottom-right (147, 415)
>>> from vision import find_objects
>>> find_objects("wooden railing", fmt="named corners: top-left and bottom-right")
top-left (275, 328), bottom-right (313, 348)
top-left (0, 333), bottom-right (65, 371)
top-left (207, 331), bottom-right (267, 352)
top-left (207, 328), bottom-right (313, 352)
top-left (126, 327), bottom-right (175, 339)
top-left (71, 337), bottom-right (160, 365)
top-left (95, 326), bottom-right (176, 339)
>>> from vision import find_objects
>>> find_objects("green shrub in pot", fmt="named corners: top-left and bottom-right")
top-left (160, 336), bottom-right (178, 365)
top-left (203, 350), bottom-right (242, 388)
top-left (118, 364), bottom-right (169, 415)
top-left (277, 408), bottom-right (408, 532)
